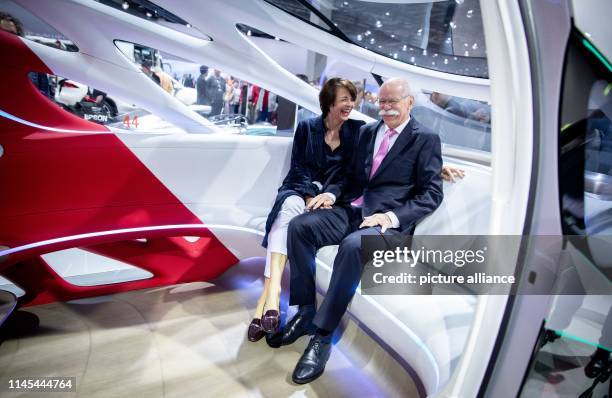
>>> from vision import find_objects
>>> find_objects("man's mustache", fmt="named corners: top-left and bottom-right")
top-left (378, 109), bottom-right (400, 116)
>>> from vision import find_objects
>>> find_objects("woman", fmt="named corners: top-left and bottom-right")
top-left (223, 76), bottom-right (235, 114)
top-left (230, 81), bottom-right (240, 114)
top-left (248, 77), bottom-right (363, 341)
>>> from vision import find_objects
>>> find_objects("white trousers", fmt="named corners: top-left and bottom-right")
top-left (264, 195), bottom-right (305, 278)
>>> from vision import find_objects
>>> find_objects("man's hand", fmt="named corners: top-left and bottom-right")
top-left (359, 213), bottom-right (393, 233)
top-left (442, 166), bottom-right (465, 182)
top-left (306, 193), bottom-right (333, 210)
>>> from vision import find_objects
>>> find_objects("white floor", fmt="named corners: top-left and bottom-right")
top-left (0, 264), bottom-right (420, 398)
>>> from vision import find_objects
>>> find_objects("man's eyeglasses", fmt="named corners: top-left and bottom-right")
top-left (378, 96), bottom-right (407, 106)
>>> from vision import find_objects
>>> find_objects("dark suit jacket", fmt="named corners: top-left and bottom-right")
top-left (196, 74), bottom-right (207, 105)
top-left (340, 117), bottom-right (444, 233)
top-left (262, 116), bottom-right (365, 247)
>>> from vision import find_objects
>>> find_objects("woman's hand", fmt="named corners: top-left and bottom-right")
top-left (306, 194), bottom-right (334, 210)
top-left (442, 166), bottom-right (465, 182)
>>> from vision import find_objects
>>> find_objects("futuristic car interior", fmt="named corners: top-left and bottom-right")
top-left (0, 0), bottom-right (610, 397)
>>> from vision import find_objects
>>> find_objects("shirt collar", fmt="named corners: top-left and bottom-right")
top-left (382, 115), bottom-right (411, 135)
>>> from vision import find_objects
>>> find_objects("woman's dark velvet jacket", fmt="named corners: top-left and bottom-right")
top-left (262, 116), bottom-right (365, 247)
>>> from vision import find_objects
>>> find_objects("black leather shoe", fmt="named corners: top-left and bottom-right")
top-left (585, 347), bottom-right (611, 378)
top-left (266, 310), bottom-right (315, 348)
top-left (292, 334), bottom-right (332, 384)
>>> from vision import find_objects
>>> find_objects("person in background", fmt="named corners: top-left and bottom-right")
top-left (239, 81), bottom-right (249, 116)
top-left (256, 88), bottom-right (270, 122)
top-left (354, 84), bottom-right (379, 119)
top-left (230, 81), bottom-right (240, 114)
top-left (88, 87), bottom-right (106, 105)
top-left (430, 91), bottom-right (491, 124)
top-left (223, 76), bottom-right (235, 114)
top-left (155, 67), bottom-right (174, 94)
top-left (142, 62), bottom-right (161, 86)
top-left (248, 84), bottom-right (260, 123)
top-left (0, 12), bottom-right (23, 36)
top-left (268, 91), bottom-right (278, 125)
top-left (182, 73), bottom-right (195, 88)
top-left (196, 65), bottom-right (209, 106)
top-left (207, 69), bottom-right (226, 116)
top-left (0, 12), bottom-right (51, 98)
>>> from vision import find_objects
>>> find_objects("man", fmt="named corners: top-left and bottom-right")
top-left (248, 84), bottom-right (260, 124)
top-left (267, 78), bottom-right (444, 384)
top-left (196, 65), bottom-right (209, 105)
top-left (88, 87), bottom-right (106, 105)
top-left (183, 73), bottom-right (195, 88)
top-left (207, 69), bottom-right (226, 116)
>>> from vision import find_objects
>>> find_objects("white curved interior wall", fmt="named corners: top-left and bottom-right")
top-left (0, 129), bottom-right (492, 394)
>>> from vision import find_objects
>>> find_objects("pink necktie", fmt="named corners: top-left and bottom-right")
top-left (352, 128), bottom-right (398, 206)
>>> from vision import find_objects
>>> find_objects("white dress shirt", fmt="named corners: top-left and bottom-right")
top-left (373, 116), bottom-right (411, 229)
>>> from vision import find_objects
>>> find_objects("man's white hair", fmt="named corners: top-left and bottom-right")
top-left (381, 77), bottom-right (413, 98)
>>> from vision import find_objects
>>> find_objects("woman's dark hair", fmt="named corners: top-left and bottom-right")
top-left (0, 12), bottom-right (24, 37)
top-left (319, 77), bottom-right (357, 119)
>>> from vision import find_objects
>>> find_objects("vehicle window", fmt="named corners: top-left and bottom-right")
top-left (413, 89), bottom-right (491, 152)
top-left (520, 28), bottom-right (611, 398)
top-left (0, 0), bottom-right (79, 51)
top-left (559, 31), bottom-right (612, 236)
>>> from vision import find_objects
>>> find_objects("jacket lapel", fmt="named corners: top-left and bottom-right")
top-left (309, 116), bottom-right (325, 168)
top-left (364, 121), bottom-right (383, 178)
top-left (370, 117), bottom-right (416, 181)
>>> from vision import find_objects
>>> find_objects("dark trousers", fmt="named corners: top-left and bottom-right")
top-left (256, 109), bottom-right (269, 122)
top-left (210, 101), bottom-right (223, 116)
top-left (287, 206), bottom-right (399, 332)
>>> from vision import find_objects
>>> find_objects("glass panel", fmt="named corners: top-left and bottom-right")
top-left (521, 28), bottom-right (612, 398)
top-left (413, 89), bottom-right (491, 152)
top-left (111, 40), bottom-right (287, 135)
top-left (238, 24), bottom-right (380, 130)
top-left (264, 0), bottom-right (333, 31)
top-left (94, 0), bottom-right (210, 40)
top-left (0, 0), bottom-right (78, 51)
top-left (267, 0), bottom-right (488, 78)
